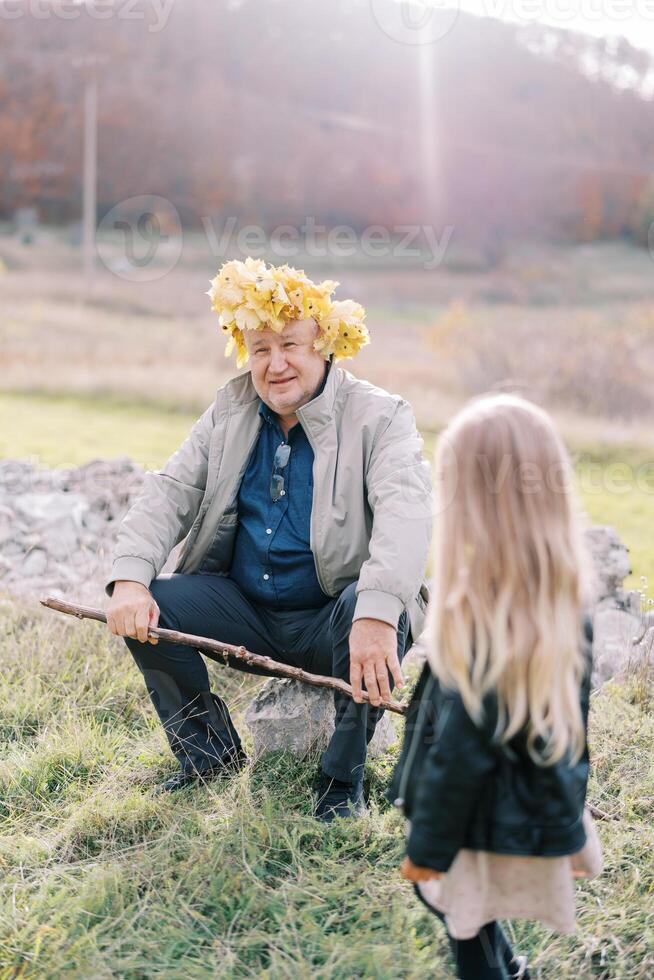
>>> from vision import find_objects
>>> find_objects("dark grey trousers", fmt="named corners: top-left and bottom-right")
top-left (123, 573), bottom-right (410, 783)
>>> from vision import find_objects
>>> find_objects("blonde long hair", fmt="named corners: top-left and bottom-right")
top-left (426, 394), bottom-right (593, 765)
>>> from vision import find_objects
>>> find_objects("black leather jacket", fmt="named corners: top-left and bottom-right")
top-left (387, 616), bottom-right (594, 872)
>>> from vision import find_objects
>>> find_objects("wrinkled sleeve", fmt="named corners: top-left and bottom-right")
top-left (353, 399), bottom-right (433, 628)
top-left (104, 403), bottom-right (216, 596)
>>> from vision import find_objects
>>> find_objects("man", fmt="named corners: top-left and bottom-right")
top-left (105, 257), bottom-right (432, 821)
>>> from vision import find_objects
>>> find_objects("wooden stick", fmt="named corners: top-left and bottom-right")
top-left (588, 802), bottom-right (618, 822)
top-left (39, 595), bottom-right (407, 716)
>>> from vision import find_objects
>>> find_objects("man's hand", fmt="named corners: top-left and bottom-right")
top-left (400, 857), bottom-right (442, 882)
top-left (105, 581), bottom-right (160, 645)
top-left (349, 617), bottom-right (404, 707)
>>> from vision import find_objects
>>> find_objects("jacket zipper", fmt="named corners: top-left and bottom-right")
top-left (296, 416), bottom-right (331, 597)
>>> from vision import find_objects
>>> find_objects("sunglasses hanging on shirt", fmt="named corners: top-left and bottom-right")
top-left (270, 443), bottom-right (292, 502)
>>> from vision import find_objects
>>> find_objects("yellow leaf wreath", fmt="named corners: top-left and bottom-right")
top-left (206, 257), bottom-right (370, 368)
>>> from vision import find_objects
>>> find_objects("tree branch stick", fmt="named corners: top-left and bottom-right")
top-left (39, 595), bottom-right (407, 716)
top-left (588, 802), bottom-right (618, 822)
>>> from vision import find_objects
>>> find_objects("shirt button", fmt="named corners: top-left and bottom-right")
top-left (280, 490), bottom-right (286, 496)
top-left (263, 573), bottom-right (270, 580)
top-left (266, 528), bottom-right (272, 534)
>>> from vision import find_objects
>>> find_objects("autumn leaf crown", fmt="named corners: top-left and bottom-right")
top-left (206, 257), bottom-right (370, 368)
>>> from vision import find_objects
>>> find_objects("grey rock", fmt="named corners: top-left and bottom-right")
top-left (82, 511), bottom-right (110, 534)
top-left (1, 542), bottom-right (25, 558)
top-left (21, 549), bottom-right (48, 577)
top-left (244, 678), bottom-right (397, 761)
top-left (584, 525), bottom-right (631, 605)
top-left (38, 518), bottom-right (81, 561)
top-left (0, 528), bottom-right (15, 549)
top-left (14, 492), bottom-right (89, 528)
top-left (625, 590), bottom-right (646, 616)
top-left (592, 608), bottom-right (635, 685)
top-left (592, 606), bottom-right (652, 686)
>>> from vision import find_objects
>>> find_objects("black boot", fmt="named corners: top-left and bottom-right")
top-left (314, 772), bottom-right (366, 822)
top-left (154, 691), bottom-right (247, 793)
top-left (155, 747), bottom-right (248, 794)
top-left (138, 670), bottom-right (246, 785)
top-left (199, 690), bottom-right (244, 763)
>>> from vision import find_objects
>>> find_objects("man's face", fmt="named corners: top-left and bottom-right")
top-left (245, 318), bottom-right (328, 416)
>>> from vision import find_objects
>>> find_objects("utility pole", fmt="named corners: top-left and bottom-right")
top-left (82, 69), bottom-right (97, 282)
top-left (418, 23), bottom-right (439, 226)
top-left (72, 54), bottom-right (107, 285)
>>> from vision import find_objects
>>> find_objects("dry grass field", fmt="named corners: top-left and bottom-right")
top-left (2, 229), bottom-right (654, 432)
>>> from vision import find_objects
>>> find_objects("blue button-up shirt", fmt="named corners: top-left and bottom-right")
top-left (229, 381), bottom-right (330, 611)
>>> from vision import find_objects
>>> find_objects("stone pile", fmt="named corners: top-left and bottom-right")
top-left (0, 457), bottom-right (143, 603)
top-left (586, 525), bottom-right (653, 687)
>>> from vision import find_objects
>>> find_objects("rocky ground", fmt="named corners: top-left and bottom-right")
top-left (0, 457), bottom-right (143, 603)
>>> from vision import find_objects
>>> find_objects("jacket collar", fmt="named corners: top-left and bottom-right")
top-left (296, 357), bottom-right (340, 430)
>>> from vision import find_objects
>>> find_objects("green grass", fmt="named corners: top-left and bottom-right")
top-left (0, 601), bottom-right (652, 978)
top-left (0, 390), bottom-right (199, 471)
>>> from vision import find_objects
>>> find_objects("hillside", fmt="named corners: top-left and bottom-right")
top-left (2, 0), bottom-right (654, 244)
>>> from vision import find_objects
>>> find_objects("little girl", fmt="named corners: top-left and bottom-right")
top-left (388, 393), bottom-right (603, 980)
